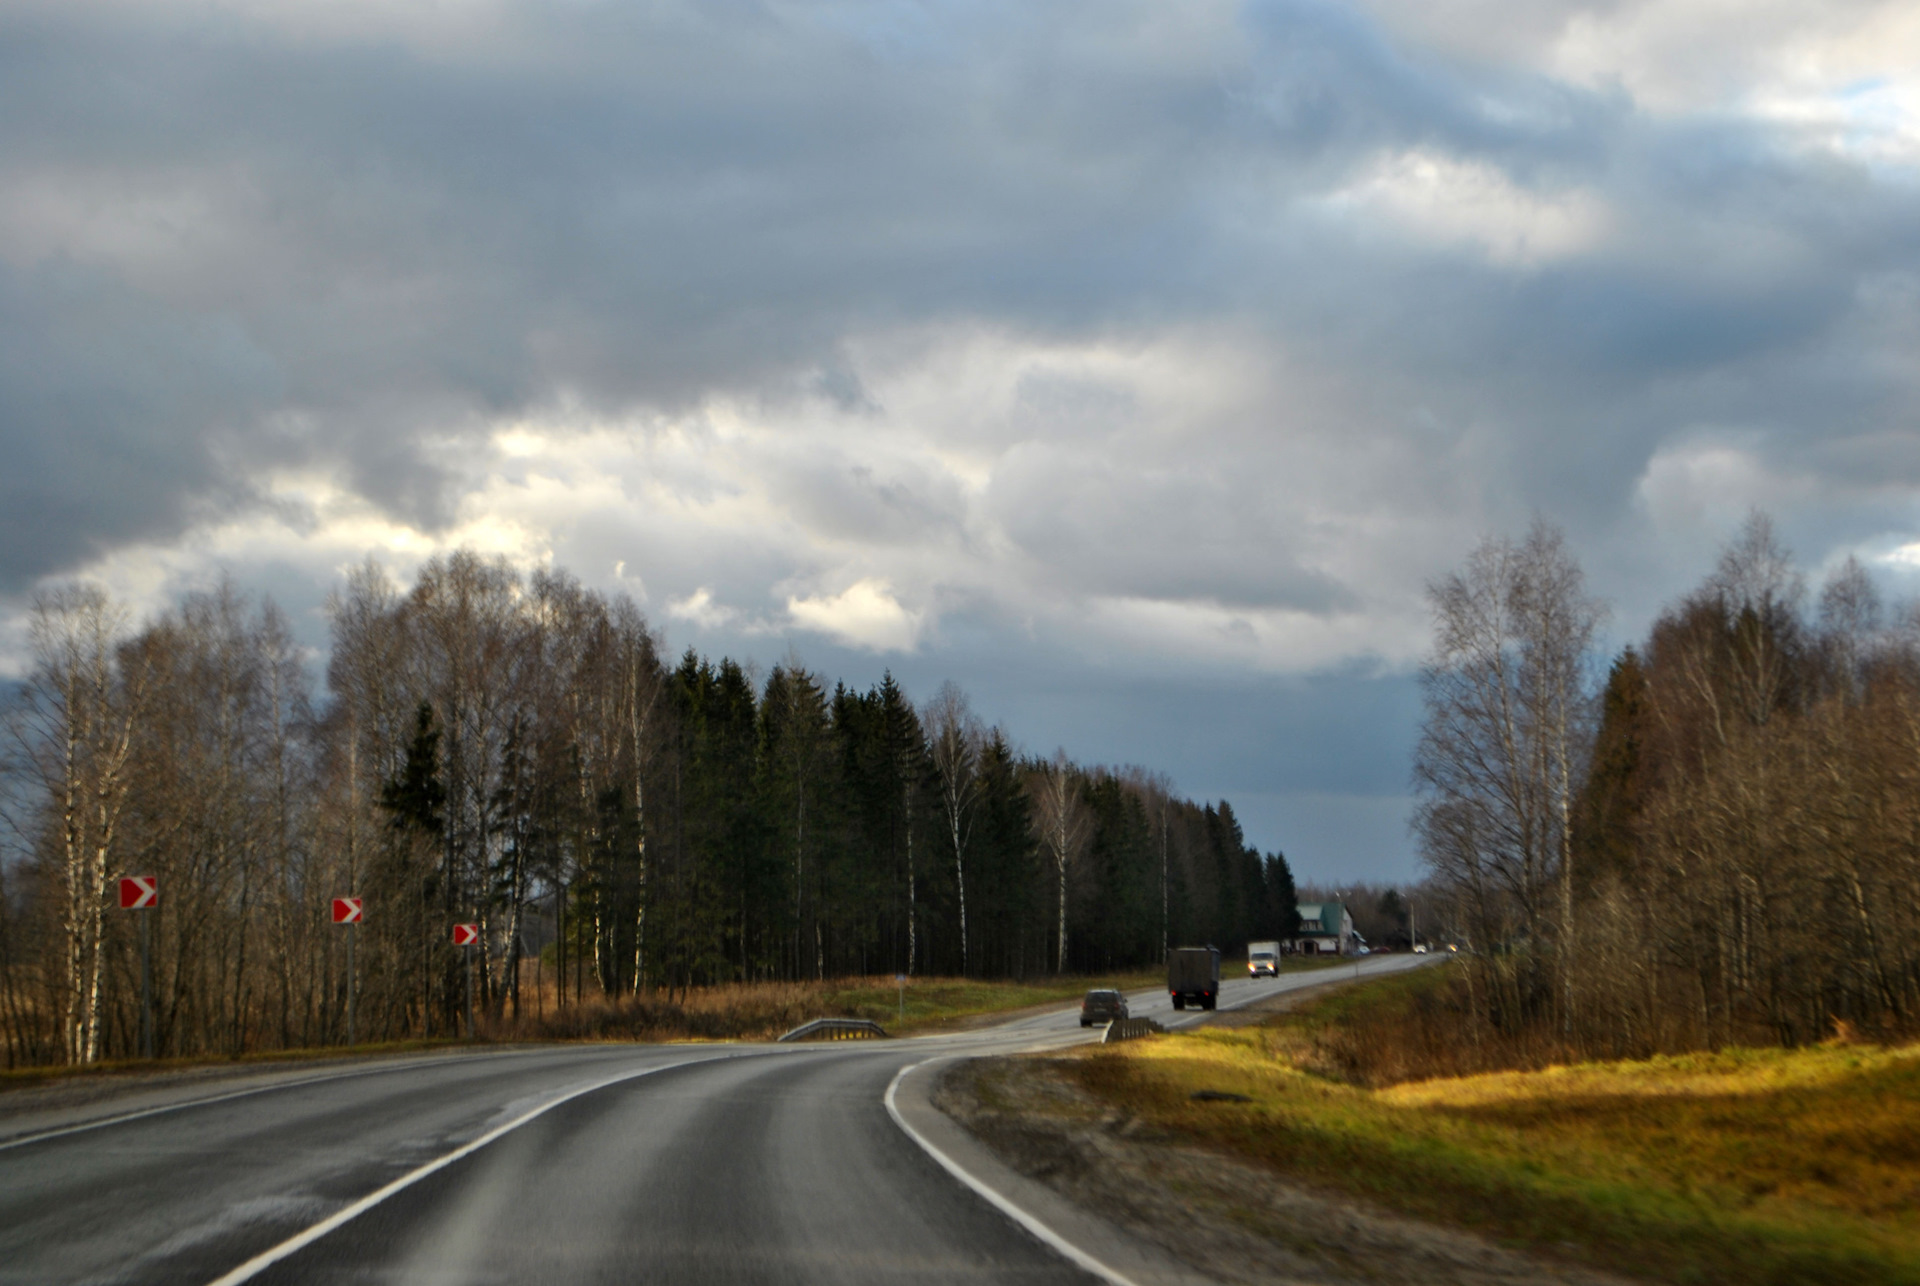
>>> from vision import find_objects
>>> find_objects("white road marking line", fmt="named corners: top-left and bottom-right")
top-left (885, 1058), bottom-right (1144, 1286)
top-left (0, 1048), bottom-right (567, 1154)
top-left (202, 1053), bottom-right (728, 1286)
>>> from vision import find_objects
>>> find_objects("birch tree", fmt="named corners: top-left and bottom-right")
top-left (1027, 750), bottom-right (1091, 973)
top-left (615, 598), bottom-right (663, 993)
top-left (923, 682), bottom-right (984, 975)
top-left (22, 586), bottom-right (149, 1063)
top-left (1414, 520), bottom-right (1604, 1030)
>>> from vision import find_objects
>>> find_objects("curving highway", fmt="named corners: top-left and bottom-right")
top-left (0, 953), bottom-right (1432, 1285)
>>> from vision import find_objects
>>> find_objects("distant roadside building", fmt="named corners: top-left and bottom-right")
top-left (1291, 902), bottom-right (1353, 955)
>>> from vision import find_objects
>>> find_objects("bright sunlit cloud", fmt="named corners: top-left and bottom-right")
top-left (1317, 151), bottom-right (1612, 266)
top-left (786, 579), bottom-right (923, 652)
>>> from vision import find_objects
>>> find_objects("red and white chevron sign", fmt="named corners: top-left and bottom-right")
top-left (119, 876), bottom-right (158, 909)
top-left (332, 897), bottom-right (363, 924)
top-left (451, 923), bottom-right (479, 947)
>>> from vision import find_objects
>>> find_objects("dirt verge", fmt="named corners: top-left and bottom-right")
top-left (936, 990), bottom-right (1643, 1286)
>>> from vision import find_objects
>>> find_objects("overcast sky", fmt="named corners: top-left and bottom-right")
top-left (4, 0), bottom-right (1919, 883)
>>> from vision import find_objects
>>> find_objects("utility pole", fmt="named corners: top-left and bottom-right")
top-left (333, 898), bottom-right (364, 1044)
top-left (453, 923), bottom-right (480, 1038)
top-left (139, 909), bottom-right (154, 1060)
top-left (347, 920), bottom-right (357, 1045)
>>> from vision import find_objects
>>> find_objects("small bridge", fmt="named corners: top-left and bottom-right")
top-left (776, 1017), bottom-right (890, 1042)
top-left (1101, 1016), bottom-right (1165, 1044)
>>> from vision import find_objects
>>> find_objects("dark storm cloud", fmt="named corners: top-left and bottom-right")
top-left (0, 260), bottom-right (278, 586)
top-left (0, 1), bottom-right (1243, 579)
top-left (4, 0), bottom-right (1915, 588)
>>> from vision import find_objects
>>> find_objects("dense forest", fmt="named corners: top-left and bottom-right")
top-left (0, 552), bottom-right (1296, 1066)
top-left (1417, 513), bottom-right (1920, 1063)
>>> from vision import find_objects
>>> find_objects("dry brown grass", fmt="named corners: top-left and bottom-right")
top-left (1275, 963), bottom-right (1604, 1086)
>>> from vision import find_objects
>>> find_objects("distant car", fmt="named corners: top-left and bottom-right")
top-left (1080, 989), bottom-right (1129, 1027)
top-left (1247, 940), bottom-right (1280, 978)
top-left (1413, 943), bottom-right (1429, 954)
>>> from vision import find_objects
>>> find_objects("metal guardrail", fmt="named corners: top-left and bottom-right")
top-left (1101, 1016), bottom-right (1165, 1044)
top-left (776, 1017), bottom-right (890, 1042)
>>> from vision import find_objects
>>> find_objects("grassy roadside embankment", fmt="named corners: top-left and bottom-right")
top-left (488, 968), bottom-right (1169, 1043)
top-left (1057, 965), bottom-right (1920, 1286)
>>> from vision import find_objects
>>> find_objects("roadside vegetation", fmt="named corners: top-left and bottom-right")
top-left (1058, 968), bottom-right (1920, 1285)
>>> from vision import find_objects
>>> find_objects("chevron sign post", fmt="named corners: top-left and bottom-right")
top-left (452, 923), bottom-right (480, 1039)
top-left (118, 877), bottom-right (158, 1058)
top-left (334, 898), bottom-right (363, 1045)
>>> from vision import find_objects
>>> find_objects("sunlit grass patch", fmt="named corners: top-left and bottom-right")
top-left (1380, 1044), bottom-right (1920, 1225)
top-left (1054, 986), bottom-right (1920, 1285)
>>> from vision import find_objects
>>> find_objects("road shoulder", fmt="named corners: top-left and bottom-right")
top-left (935, 1053), bottom-right (1644, 1286)
top-left (888, 1056), bottom-right (1216, 1286)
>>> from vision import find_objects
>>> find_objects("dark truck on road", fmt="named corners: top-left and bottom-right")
top-left (1167, 945), bottom-right (1220, 1010)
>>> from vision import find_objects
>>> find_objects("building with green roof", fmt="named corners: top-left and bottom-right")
top-left (1292, 901), bottom-right (1353, 955)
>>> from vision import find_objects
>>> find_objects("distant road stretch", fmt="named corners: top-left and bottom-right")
top-left (0, 953), bottom-right (1431, 1285)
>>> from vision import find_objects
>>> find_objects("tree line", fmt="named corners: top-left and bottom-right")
top-left (1417, 512), bottom-right (1920, 1059)
top-left (0, 551), bottom-right (1296, 1066)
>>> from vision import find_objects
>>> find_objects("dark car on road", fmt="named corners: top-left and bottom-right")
top-left (1080, 989), bottom-right (1129, 1027)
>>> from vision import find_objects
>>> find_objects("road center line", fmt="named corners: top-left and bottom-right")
top-left (884, 1058), bottom-right (1143, 1286)
top-left (203, 1052), bottom-right (730, 1286)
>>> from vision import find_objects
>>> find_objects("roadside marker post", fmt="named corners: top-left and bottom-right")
top-left (453, 924), bottom-right (479, 1038)
top-left (118, 877), bottom-right (158, 1060)
top-left (333, 898), bottom-right (363, 1044)
top-left (896, 973), bottom-right (906, 1026)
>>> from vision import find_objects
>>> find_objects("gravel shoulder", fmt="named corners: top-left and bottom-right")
top-left (936, 987), bottom-right (1645, 1286)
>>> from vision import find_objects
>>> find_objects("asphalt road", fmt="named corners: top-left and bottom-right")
top-left (0, 953), bottom-right (1431, 1285)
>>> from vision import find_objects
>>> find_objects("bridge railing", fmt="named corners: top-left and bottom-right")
top-left (776, 1017), bottom-right (890, 1042)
